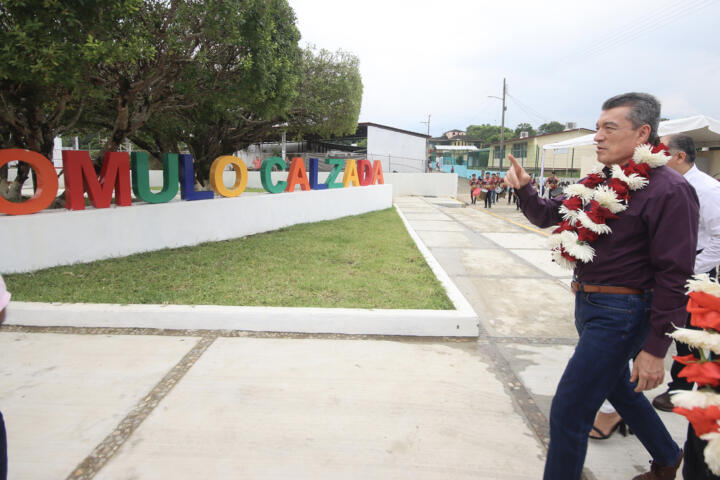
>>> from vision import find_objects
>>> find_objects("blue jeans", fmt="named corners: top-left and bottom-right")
top-left (543, 291), bottom-right (681, 480)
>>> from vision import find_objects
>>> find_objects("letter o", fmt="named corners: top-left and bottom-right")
top-left (209, 155), bottom-right (248, 197)
top-left (0, 149), bottom-right (59, 215)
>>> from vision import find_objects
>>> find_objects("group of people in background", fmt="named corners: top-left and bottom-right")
top-left (469, 171), bottom-right (539, 210)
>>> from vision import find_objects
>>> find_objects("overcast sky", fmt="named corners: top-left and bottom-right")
top-left (289, 0), bottom-right (720, 137)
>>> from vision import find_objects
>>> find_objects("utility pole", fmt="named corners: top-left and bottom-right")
top-left (499, 78), bottom-right (507, 171)
top-left (488, 78), bottom-right (508, 171)
top-left (420, 114), bottom-right (431, 172)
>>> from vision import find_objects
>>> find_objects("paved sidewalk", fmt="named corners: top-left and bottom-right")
top-left (0, 194), bottom-right (688, 479)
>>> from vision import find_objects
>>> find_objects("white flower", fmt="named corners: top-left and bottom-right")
top-left (686, 274), bottom-right (720, 297)
top-left (563, 183), bottom-right (595, 203)
top-left (633, 144), bottom-right (669, 168)
top-left (611, 164), bottom-right (649, 190)
top-left (592, 185), bottom-right (627, 214)
top-left (669, 328), bottom-right (720, 354)
top-left (704, 438), bottom-right (720, 475)
top-left (549, 230), bottom-right (595, 263)
top-left (576, 210), bottom-right (613, 235)
top-left (588, 164), bottom-right (607, 176)
top-left (672, 390), bottom-right (720, 409)
top-left (551, 249), bottom-right (576, 270)
top-left (559, 205), bottom-right (580, 223)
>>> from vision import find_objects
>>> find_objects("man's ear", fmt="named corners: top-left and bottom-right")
top-left (677, 151), bottom-right (688, 164)
top-left (637, 124), bottom-right (651, 144)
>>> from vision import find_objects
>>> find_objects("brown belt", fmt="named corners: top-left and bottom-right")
top-left (571, 281), bottom-right (644, 295)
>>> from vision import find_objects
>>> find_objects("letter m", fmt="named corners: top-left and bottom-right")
top-left (63, 151), bottom-right (132, 210)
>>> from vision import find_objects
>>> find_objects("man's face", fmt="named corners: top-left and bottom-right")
top-left (593, 106), bottom-right (651, 166)
top-left (660, 135), bottom-right (686, 174)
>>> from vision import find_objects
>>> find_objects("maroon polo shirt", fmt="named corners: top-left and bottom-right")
top-left (517, 165), bottom-right (699, 357)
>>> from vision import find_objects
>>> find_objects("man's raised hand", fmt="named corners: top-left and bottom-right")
top-left (505, 154), bottom-right (531, 189)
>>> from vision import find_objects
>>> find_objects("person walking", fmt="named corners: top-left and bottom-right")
top-left (505, 92), bottom-right (697, 480)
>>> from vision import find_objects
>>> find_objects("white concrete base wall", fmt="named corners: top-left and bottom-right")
top-left (7, 302), bottom-right (479, 337)
top-left (0, 184), bottom-right (392, 273)
top-left (383, 173), bottom-right (457, 198)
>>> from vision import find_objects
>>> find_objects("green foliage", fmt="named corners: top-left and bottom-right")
top-left (538, 121), bottom-right (566, 135)
top-left (466, 124), bottom-right (515, 144)
top-left (288, 47), bottom-right (363, 138)
top-left (514, 123), bottom-right (536, 138)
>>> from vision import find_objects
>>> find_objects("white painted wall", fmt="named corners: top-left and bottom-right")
top-left (0, 185), bottom-right (392, 274)
top-left (367, 125), bottom-right (427, 173)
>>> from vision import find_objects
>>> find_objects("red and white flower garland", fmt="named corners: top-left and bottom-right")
top-left (670, 274), bottom-right (720, 475)
top-left (550, 143), bottom-right (670, 270)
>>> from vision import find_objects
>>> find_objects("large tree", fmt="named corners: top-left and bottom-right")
top-left (538, 121), bottom-right (566, 135)
top-left (0, 0), bottom-right (142, 200)
top-left (514, 122), bottom-right (536, 138)
top-left (134, 44), bottom-right (363, 185)
top-left (466, 124), bottom-right (515, 145)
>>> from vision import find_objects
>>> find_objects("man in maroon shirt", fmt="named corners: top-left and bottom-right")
top-left (505, 93), bottom-right (698, 480)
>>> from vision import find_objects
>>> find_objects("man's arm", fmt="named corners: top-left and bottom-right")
top-left (644, 182), bottom-right (699, 357)
top-left (506, 155), bottom-right (563, 228)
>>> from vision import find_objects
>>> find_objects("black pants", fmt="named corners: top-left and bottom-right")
top-left (1, 411), bottom-right (6, 480)
top-left (684, 422), bottom-right (720, 480)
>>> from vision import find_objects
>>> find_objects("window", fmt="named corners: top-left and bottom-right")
top-left (493, 146), bottom-right (506, 159)
top-left (511, 143), bottom-right (527, 158)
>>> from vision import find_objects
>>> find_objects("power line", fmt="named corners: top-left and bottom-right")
top-left (558, 0), bottom-right (715, 63)
top-left (507, 93), bottom-right (553, 124)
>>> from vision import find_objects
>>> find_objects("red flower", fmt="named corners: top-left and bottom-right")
top-left (690, 291), bottom-right (720, 312)
top-left (576, 226), bottom-right (599, 243)
top-left (687, 295), bottom-right (720, 331)
top-left (673, 354), bottom-right (700, 365)
top-left (673, 406), bottom-right (720, 436)
top-left (623, 160), bottom-right (651, 178)
top-left (581, 173), bottom-right (605, 188)
top-left (678, 361), bottom-right (720, 387)
top-left (552, 220), bottom-right (574, 235)
top-left (559, 248), bottom-right (577, 263)
top-left (606, 178), bottom-right (630, 201)
top-left (585, 200), bottom-right (619, 224)
top-left (651, 143), bottom-right (671, 155)
top-left (562, 197), bottom-right (582, 211)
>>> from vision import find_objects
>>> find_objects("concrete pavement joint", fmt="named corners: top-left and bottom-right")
top-left (0, 324), bottom-right (477, 343)
top-left (65, 334), bottom-right (218, 480)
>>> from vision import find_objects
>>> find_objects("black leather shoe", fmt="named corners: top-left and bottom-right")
top-left (652, 392), bottom-right (675, 412)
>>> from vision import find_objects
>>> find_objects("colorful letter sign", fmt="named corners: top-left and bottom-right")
top-left (0, 149), bottom-right (58, 215)
top-left (0, 148), bottom-right (385, 216)
top-left (63, 151), bottom-right (132, 210)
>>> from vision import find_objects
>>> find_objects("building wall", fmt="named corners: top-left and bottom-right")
top-left (367, 125), bottom-right (427, 173)
top-left (488, 130), bottom-right (596, 174)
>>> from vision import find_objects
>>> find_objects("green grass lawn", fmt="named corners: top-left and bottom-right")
top-left (5, 208), bottom-right (453, 310)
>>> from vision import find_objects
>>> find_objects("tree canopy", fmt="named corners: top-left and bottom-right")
top-left (465, 124), bottom-right (515, 145)
top-left (0, 0), bottom-right (363, 197)
top-left (538, 121), bottom-right (566, 135)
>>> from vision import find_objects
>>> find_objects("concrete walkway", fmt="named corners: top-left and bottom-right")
top-left (0, 193), bottom-right (688, 479)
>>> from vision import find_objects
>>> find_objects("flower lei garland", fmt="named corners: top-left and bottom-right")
top-left (670, 274), bottom-right (720, 474)
top-left (549, 143), bottom-right (670, 270)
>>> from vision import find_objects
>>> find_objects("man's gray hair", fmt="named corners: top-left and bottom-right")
top-left (602, 92), bottom-right (661, 145)
top-left (665, 133), bottom-right (697, 163)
